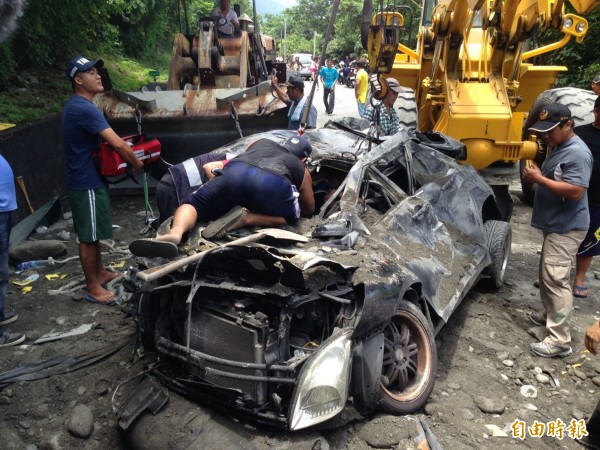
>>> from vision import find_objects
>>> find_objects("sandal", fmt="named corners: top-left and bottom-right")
top-left (573, 285), bottom-right (588, 298)
top-left (202, 206), bottom-right (244, 239)
top-left (129, 239), bottom-right (178, 258)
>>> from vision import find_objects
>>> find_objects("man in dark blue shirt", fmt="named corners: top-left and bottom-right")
top-left (62, 55), bottom-right (143, 304)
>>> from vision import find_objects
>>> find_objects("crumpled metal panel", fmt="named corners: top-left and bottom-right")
top-left (194, 245), bottom-right (356, 291)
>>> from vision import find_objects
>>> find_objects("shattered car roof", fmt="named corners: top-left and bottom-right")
top-left (201, 126), bottom-right (508, 324)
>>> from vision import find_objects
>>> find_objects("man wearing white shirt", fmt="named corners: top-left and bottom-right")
top-left (211, 0), bottom-right (239, 36)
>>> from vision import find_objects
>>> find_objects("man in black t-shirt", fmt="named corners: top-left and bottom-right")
top-left (130, 136), bottom-right (315, 257)
top-left (573, 96), bottom-right (600, 298)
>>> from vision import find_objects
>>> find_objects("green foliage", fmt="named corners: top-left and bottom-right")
top-left (103, 56), bottom-right (169, 91)
top-left (0, 73), bottom-right (70, 124)
top-left (524, 7), bottom-right (600, 89)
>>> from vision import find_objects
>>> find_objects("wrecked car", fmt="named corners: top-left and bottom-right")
top-left (128, 124), bottom-right (513, 431)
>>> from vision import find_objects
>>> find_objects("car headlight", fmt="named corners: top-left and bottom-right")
top-left (288, 328), bottom-right (353, 430)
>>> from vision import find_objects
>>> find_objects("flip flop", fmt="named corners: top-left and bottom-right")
top-left (129, 239), bottom-right (178, 258)
top-left (573, 285), bottom-right (588, 298)
top-left (84, 293), bottom-right (117, 306)
top-left (202, 206), bottom-right (244, 239)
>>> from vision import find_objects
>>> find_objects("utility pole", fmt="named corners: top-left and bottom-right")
top-left (284, 18), bottom-right (287, 60)
top-left (313, 31), bottom-right (317, 57)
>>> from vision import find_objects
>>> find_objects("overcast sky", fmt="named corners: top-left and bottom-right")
top-left (254, 0), bottom-right (296, 15)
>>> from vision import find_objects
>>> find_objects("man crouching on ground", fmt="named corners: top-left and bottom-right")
top-left (129, 136), bottom-right (315, 258)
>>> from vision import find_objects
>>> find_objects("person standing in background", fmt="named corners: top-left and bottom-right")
top-left (572, 96), bottom-right (600, 299)
top-left (210, 0), bottom-right (239, 36)
top-left (319, 59), bottom-right (338, 115)
top-left (355, 60), bottom-right (369, 117)
top-left (309, 56), bottom-right (318, 82)
top-left (0, 155), bottom-right (25, 347)
top-left (271, 75), bottom-right (317, 131)
top-left (362, 78), bottom-right (404, 136)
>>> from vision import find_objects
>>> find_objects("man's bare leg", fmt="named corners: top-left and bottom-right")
top-left (229, 210), bottom-right (286, 231)
top-left (80, 241), bottom-right (113, 301)
top-left (156, 204), bottom-right (198, 245)
top-left (574, 254), bottom-right (593, 288)
top-left (94, 242), bottom-right (120, 285)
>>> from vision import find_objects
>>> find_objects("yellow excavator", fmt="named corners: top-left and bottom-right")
top-left (361, 0), bottom-right (599, 201)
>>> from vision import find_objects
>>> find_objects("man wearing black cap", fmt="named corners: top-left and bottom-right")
top-left (522, 103), bottom-right (593, 358)
top-left (63, 55), bottom-right (143, 305)
top-left (129, 136), bottom-right (315, 257)
top-left (271, 75), bottom-right (317, 131)
top-left (592, 75), bottom-right (600, 96)
top-left (362, 78), bottom-right (404, 136)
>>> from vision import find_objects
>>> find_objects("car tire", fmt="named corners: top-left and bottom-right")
top-left (520, 88), bottom-right (595, 204)
top-left (483, 220), bottom-right (511, 289)
top-left (378, 300), bottom-right (437, 414)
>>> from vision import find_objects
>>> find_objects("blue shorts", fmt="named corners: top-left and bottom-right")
top-left (577, 204), bottom-right (600, 257)
top-left (184, 160), bottom-right (301, 224)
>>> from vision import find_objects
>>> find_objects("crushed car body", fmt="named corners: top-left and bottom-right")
top-left (128, 123), bottom-right (513, 431)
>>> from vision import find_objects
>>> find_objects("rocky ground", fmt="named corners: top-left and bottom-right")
top-left (0, 160), bottom-right (598, 450)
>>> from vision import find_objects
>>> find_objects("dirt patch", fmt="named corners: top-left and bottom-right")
top-left (0, 165), bottom-right (599, 449)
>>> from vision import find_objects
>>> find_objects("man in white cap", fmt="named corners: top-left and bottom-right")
top-left (130, 136), bottom-right (315, 257)
top-left (362, 77), bottom-right (404, 136)
top-left (522, 103), bottom-right (593, 357)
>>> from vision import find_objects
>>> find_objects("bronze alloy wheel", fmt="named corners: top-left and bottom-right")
top-left (379, 300), bottom-right (437, 413)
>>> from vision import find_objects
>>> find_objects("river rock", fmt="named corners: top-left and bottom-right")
top-left (573, 369), bottom-right (587, 380)
top-left (520, 385), bottom-right (538, 399)
top-left (424, 402), bottom-right (444, 416)
top-left (502, 359), bottom-right (514, 367)
top-left (484, 424), bottom-right (508, 437)
top-left (356, 415), bottom-right (418, 448)
top-left (456, 408), bottom-right (475, 420)
top-left (592, 376), bottom-right (600, 387)
top-left (535, 373), bottom-right (550, 384)
top-left (9, 240), bottom-right (67, 262)
top-left (66, 404), bottom-right (94, 438)
top-left (474, 396), bottom-right (506, 415)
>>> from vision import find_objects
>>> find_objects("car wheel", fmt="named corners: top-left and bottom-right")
top-left (483, 220), bottom-right (511, 289)
top-left (379, 300), bottom-right (437, 414)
